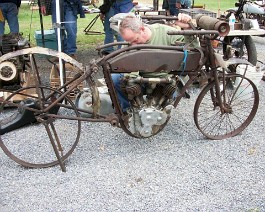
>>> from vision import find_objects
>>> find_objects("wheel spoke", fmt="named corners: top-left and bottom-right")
top-left (0, 86), bottom-right (81, 168)
top-left (194, 74), bottom-right (259, 139)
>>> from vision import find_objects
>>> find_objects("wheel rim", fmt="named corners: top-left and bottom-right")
top-left (0, 86), bottom-right (81, 168)
top-left (0, 48), bottom-right (84, 168)
top-left (194, 75), bottom-right (259, 140)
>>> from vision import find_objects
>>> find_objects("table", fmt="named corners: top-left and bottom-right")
top-left (227, 29), bottom-right (265, 36)
top-left (223, 28), bottom-right (265, 64)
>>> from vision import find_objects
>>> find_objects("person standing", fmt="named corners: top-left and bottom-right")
top-left (176, 0), bottom-right (191, 10)
top-left (40, 0), bottom-right (85, 59)
top-left (162, 0), bottom-right (170, 16)
top-left (167, 0), bottom-right (191, 16)
top-left (0, 0), bottom-right (21, 36)
top-left (99, 0), bottom-right (133, 55)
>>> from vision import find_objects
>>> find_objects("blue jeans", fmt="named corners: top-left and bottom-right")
top-left (169, 0), bottom-right (191, 16)
top-left (169, 0), bottom-right (179, 16)
top-left (103, 7), bottom-right (123, 53)
top-left (182, 0), bottom-right (191, 8)
top-left (0, 3), bottom-right (19, 36)
top-left (51, 0), bottom-right (77, 55)
top-left (112, 73), bottom-right (130, 111)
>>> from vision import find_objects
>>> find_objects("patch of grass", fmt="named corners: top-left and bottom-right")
top-left (18, 4), bottom-right (105, 49)
top-left (192, 0), bottom-right (235, 12)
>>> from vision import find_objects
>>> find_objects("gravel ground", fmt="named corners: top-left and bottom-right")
top-left (0, 36), bottom-right (265, 211)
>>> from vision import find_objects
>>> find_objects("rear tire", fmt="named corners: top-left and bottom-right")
top-left (0, 86), bottom-right (81, 168)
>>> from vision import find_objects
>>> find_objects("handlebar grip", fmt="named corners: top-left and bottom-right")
top-left (195, 14), bottom-right (230, 36)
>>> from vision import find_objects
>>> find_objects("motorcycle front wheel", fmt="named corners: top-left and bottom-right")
top-left (194, 74), bottom-right (259, 140)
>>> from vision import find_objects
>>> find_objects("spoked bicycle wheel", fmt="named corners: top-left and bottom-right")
top-left (194, 74), bottom-right (259, 140)
top-left (0, 47), bottom-right (85, 169)
top-left (0, 85), bottom-right (81, 168)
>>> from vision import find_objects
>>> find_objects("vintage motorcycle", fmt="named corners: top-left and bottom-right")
top-left (0, 15), bottom-right (259, 171)
top-left (221, 0), bottom-right (265, 65)
top-left (237, 0), bottom-right (265, 28)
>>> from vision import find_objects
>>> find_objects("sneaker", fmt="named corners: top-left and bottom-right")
top-left (101, 50), bottom-right (110, 56)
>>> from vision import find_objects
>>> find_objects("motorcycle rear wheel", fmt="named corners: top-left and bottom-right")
top-left (0, 86), bottom-right (81, 168)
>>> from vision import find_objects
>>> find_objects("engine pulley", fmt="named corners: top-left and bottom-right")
top-left (0, 61), bottom-right (17, 81)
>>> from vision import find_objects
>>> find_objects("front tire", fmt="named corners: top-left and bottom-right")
top-left (194, 74), bottom-right (259, 140)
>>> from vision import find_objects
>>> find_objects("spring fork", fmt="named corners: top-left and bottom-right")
top-left (207, 38), bottom-right (227, 114)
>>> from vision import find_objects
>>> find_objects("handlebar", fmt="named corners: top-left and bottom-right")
top-left (235, 0), bottom-right (248, 7)
top-left (141, 15), bottom-right (179, 20)
top-left (226, 0), bottom-right (248, 19)
top-left (142, 14), bottom-right (230, 37)
top-left (167, 30), bottom-right (219, 36)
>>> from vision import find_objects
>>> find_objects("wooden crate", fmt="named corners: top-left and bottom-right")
top-left (50, 64), bottom-right (83, 100)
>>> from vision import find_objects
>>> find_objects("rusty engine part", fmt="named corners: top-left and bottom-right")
top-left (0, 34), bottom-right (33, 135)
top-left (120, 76), bottom-right (178, 137)
top-left (195, 14), bottom-right (230, 37)
top-left (0, 33), bottom-right (30, 90)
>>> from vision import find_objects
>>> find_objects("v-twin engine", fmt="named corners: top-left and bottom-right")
top-left (121, 76), bottom-right (178, 137)
top-left (127, 105), bottom-right (173, 137)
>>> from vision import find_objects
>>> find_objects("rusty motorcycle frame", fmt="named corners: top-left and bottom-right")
top-left (0, 16), bottom-right (259, 171)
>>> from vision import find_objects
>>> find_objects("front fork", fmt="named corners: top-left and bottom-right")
top-left (207, 38), bottom-right (228, 114)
